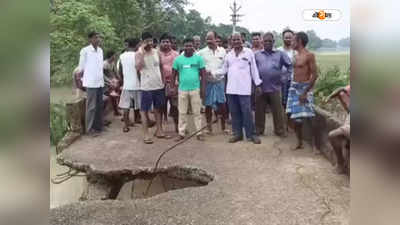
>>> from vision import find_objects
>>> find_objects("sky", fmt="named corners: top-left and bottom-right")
top-left (186, 0), bottom-right (350, 41)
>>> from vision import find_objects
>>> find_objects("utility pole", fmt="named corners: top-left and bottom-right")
top-left (230, 0), bottom-right (244, 34)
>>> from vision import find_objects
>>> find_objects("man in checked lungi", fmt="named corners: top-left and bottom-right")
top-left (286, 32), bottom-right (319, 152)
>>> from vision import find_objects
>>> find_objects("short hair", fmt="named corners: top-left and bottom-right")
top-left (193, 35), bottom-right (201, 40)
top-left (141, 32), bottom-right (153, 40)
top-left (183, 38), bottom-right (194, 44)
top-left (231, 32), bottom-right (241, 40)
top-left (282, 29), bottom-right (294, 37)
top-left (170, 35), bottom-right (176, 41)
top-left (207, 31), bottom-right (218, 39)
top-left (160, 33), bottom-right (171, 41)
top-left (251, 32), bottom-right (262, 38)
top-left (295, 32), bottom-right (309, 47)
top-left (263, 32), bottom-right (274, 39)
top-left (153, 38), bottom-right (158, 44)
top-left (105, 50), bottom-right (116, 59)
top-left (88, 31), bottom-right (99, 39)
top-left (127, 38), bottom-right (140, 48)
top-left (240, 32), bottom-right (246, 37)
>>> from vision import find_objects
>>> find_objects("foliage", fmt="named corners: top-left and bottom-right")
top-left (338, 37), bottom-right (350, 48)
top-left (314, 66), bottom-right (350, 104)
top-left (306, 30), bottom-right (322, 50)
top-left (321, 38), bottom-right (337, 48)
top-left (50, 0), bottom-right (118, 86)
top-left (50, 103), bottom-right (68, 146)
top-left (50, 0), bottom-right (347, 86)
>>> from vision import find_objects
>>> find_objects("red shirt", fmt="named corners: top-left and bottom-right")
top-left (159, 49), bottom-right (179, 96)
top-left (159, 49), bottom-right (179, 84)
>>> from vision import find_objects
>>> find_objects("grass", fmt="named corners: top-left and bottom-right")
top-left (50, 86), bottom-right (76, 104)
top-left (50, 103), bottom-right (68, 146)
top-left (315, 51), bottom-right (350, 73)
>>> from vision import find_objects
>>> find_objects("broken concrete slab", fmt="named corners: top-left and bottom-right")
top-left (50, 113), bottom-right (350, 225)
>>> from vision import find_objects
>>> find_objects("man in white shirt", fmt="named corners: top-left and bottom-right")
top-left (77, 31), bottom-right (104, 136)
top-left (118, 38), bottom-right (141, 133)
top-left (198, 31), bottom-right (229, 135)
top-left (219, 33), bottom-right (263, 144)
top-left (136, 32), bottom-right (170, 144)
top-left (193, 35), bottom-right (201, 52)
top-left (277, 29), bottom-right (295, 109)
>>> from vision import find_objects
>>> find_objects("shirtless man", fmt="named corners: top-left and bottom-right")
top-left (325, 85), bottom-right (350, 174)
top-left (286, 32), bottom-right (318, 152)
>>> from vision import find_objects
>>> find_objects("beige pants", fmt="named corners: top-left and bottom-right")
top-left (178, 89), bottom-right (202, 136)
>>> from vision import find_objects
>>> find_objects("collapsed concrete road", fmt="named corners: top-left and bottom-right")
top-left (50, 113), bottom-right (349, 225)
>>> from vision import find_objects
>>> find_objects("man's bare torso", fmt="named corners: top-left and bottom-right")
top-left (293, 50), bottom-right (316, 83)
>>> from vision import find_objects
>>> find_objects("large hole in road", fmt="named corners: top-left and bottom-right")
top-left (116, 166), bottom-right (214, 199)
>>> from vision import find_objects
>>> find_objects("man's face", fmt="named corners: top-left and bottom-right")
top-left (292, 35), bottom-right (299, 50)
top-left (160, 39), bottom-right (170, 50)
top-left (263, 35), bottom-right (274, 51)
top-left (184, 41), bottom-right (194, 55)
top-left (206, 32), bottom-right (216, 49)
top-left (143, 38), bottom-right (153, 51)
top-left (194, 38), bottom-right (201, 49)
top-left (171, 39), bottom-right (177, 50)
top-left (231, 34), bottom-right (242, 49)
top-left (91, 34), bottom-right (101, 46)
top-left (216, 38), bottom-right (222, 47)
top-left (252, 35), bottom-right (261, 47)
top-left (283, 32), bottom-right (294, 47)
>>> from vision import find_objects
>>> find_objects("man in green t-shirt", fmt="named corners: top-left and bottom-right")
top-left (172, 38), bottom-right (206, 141)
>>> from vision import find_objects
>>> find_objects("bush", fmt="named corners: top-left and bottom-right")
top-left (314, 66), bottom-right (350, 104)
top-left (50, 103), bottom-right (68, 146)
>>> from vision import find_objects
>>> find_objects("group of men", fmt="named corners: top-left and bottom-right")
top-left (75, 29), bottom-right (350, 173)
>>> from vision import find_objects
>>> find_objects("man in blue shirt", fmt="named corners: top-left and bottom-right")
top-left (254, 32), bottom-right (293, 137)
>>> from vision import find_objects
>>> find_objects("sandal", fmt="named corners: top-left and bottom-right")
top-left (103, 120), bottom-right (112, 127)
top-left (144, 138), bottom-right (154, 144)
top-left (154, 133), bottom-right (172, 139)
top-left (175, 135), bottom-right (185, 142)
top-left (223, 129), bottom-right (231, 135)
top-left (123, 127), bottom-right (130, 133)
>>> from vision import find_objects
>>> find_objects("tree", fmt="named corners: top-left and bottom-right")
top-left (321, 38), bottom-right (337, 48)
top-left (306, 30), bottom-right (322, 50)
top-left (89, 0), bottom-right (142, 39)
top-left (338, 37), bottom-right (350, 48)
top-left (50, 0), bottom-right (118, 85)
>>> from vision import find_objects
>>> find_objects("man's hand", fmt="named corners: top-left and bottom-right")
top-left (206, 71), bottom-right (213, 80)
top-left (167, 83), bottom-right (178, 97)
top-left (322, 97), bottom-right (330, 104)
top-left (170, 88), bottom-right (178, 97)
top-left (75, 70), bottom-right (84, 90)
top-left (255, 86), bottom-right (262, 96)
top-left (299, 93), bottom-right (307, 105)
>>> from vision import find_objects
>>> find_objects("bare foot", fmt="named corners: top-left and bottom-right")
top-left (335, 165), bottom-right (346, 174)
top-left (312, 148), bottom-right (321, 155)
top-left (291, 143), bottom-right (303, 151)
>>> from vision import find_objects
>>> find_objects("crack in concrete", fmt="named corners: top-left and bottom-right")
top-left (295, 164), bottom-right (333, 225)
